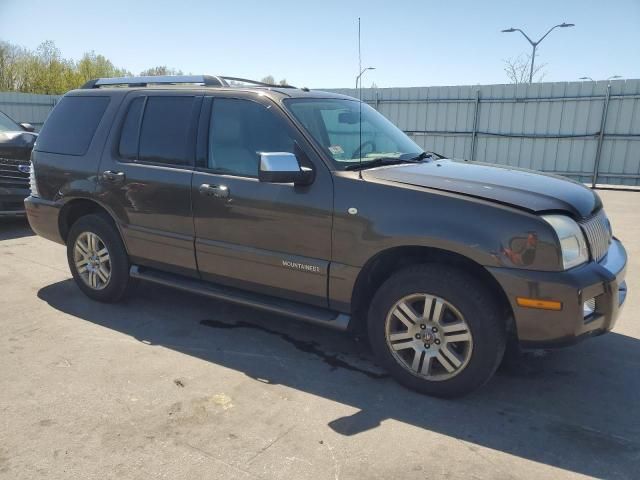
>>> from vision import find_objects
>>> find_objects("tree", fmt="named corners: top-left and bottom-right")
top-left (139, 66), bottom-right (183, 76)
top-left (0, 40), bottom-right (131, 94)
top-left (503, 54), bottom-right (547, 84)
top-left (0, 41), bottom-right (27, 91)
top-left (260, 75), bottom-right (275, 85)
top-left (76, 51), bottom-right (131, 85)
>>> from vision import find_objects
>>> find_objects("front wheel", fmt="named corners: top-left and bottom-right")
top-left (66, 213), bottom-right (131, 303)
top-left (368, 265), bottom-right (506, 398)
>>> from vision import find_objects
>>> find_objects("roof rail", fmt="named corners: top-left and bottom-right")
top-left (81, 75), bottom-right (228, 89)
top-left (220, 76), bottom-right (296, 89)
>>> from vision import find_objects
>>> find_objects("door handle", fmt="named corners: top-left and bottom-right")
top-left (199, 183), bottom-right (230, 198)
top-left (102, 170), bottom-right (126, 183)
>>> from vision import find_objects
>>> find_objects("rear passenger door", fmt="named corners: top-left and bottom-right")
top-left (191, 94), bottom-right (334, 307)
top-left (98, 91), bottom-right (202, 277)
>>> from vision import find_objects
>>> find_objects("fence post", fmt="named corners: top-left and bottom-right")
top-left (470, 89), bottom-right (480, 161)
top-left (375, 91), bottom-right (380, 110)
top-left (592, 83), bottom-right (611, 188)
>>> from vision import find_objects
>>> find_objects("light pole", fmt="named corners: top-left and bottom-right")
top-left (502, 22), bottom-right (575, 83)
top-left (356, 67), bottom-right (375, 89)
top-left (579, 75), bottom-right (621, 81)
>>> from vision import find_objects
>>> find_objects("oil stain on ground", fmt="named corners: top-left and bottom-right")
top-left (200, 318), bottom-right (388, 380)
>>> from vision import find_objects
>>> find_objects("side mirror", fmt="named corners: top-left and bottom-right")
top-left (258, 152), bottom-right (314, 185)
top-left (20, 122), bottom-right (35, 132)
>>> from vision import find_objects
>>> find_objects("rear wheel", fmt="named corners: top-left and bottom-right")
top-left (368, 264), bottom-right (506, 397)
top-left (66, 213), bottom-right (131, 303)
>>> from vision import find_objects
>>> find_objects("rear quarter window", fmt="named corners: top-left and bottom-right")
top-left (36, 96), bottom-right (110, 156)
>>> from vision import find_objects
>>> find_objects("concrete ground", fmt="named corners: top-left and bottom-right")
top-left (1, 190), bottom-right (639, 480)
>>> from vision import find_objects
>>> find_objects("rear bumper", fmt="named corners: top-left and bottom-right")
top-left (488, 238), bottom-right (627, 348)
top-left (24, 196), bottom-right (64, 244)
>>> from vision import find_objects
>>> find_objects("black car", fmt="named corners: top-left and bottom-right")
top-left (0, 110), bottom-right (37, 216)
top-left (25, 75), bottom-right (628, 397)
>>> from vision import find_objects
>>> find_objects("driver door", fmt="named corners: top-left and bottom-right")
top-left (191, 95), bottom-right (334, 307)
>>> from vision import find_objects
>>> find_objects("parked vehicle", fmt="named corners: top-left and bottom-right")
top-left (25, 75), bottom-right (628, 397)
top-left (0, 110), bottom-right (37, 216)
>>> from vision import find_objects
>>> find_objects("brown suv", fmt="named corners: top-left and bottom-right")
top-left (25, 75), bottom-right (627, 397)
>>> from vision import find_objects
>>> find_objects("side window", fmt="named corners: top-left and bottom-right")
top-left (138, 96), bottom-right (195, 165)
top-left (118, 97), bottom-right (144, 160)
top-left (208, 98), bottom-right (295, 177)
top-left (36, 96), bottom-right (109, 156)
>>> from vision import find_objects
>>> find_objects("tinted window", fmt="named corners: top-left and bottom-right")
top-left (118, 97), bottom-right (144, 159)
top-left (209, 98), bottom-right (295, 177)
top-left (36, 96), bottom-right (109, 155)
top-left (138, 96), bottom-right (194, 165)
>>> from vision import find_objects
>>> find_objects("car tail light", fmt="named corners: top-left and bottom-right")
top-left (29, 164), bottom-right (40, 197)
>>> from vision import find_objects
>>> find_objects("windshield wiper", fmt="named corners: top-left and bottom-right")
top-left (345, 151), bottom-right (439, 171)
top-left (403, 151), bottom-right (442, 162)
top-left (345, 157), bottom-right (415, 171)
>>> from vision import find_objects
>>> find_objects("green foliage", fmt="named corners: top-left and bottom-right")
top-left (139, 66), bottom-right (184, 76)
top-left (0, 40), bottom-right (284, 94)
top-left (260, 75), bottom-right (290, 86)
top-left (0, 39), bottom-right (131, 94)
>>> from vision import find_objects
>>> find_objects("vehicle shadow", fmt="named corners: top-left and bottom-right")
top-left (0, 218), bottom-right (33, 240)
top-left (38, 279), bottom-right (640, 479)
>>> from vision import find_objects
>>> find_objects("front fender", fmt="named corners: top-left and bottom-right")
top-left (328, 174), bottom-right (562, 312)
top-left (332, 174), bottom-right (561, 272)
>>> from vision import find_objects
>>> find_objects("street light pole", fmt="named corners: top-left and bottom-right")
top-left (502, 23), bottom-right (575, 83)
top-left (356, 67), bottom-right (375, 89)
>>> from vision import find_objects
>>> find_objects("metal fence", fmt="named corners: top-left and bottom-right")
top-left (2, 80), bottom-right (639, 186)
top-left (0, 92), bottom-right (60, 132)
top-left (329, 80), bottom-right (640, 187)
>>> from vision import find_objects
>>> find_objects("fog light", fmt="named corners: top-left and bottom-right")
top-left (583, 298), bottom-right (596, 317)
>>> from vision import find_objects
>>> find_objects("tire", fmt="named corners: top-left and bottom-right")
top-left (66, 213), bottom-right (131, 303)
top-left (367, 264), bottom-right (506, 398)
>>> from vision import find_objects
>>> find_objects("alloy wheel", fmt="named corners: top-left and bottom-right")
top-left (385, 293), bottom-right (473, 381)
top-left (73, 232), bottom-right (111, 290)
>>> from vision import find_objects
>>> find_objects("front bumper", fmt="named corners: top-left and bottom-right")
top-left (0, 188), bottom-right (30, 216)
top-left (488, 238), bottom-right (627, 347)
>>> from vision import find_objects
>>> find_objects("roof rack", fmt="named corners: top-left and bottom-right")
top-left (220, 76), bottom-right (296, 89)
top-left (81, 75), bottom-right (228, 89)
top-left (80, 74), bottom-right (297, 90)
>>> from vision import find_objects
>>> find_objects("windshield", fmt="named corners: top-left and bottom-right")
top-left (0, 111), bottom-right (21, 132)
top-left (284, 98), bottom-right (422, 169)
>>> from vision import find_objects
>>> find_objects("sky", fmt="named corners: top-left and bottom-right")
top-left (1, 0), bottom-right (639, 88)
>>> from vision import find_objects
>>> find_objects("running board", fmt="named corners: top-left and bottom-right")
top-left (129, 265), bottom-right (351, 331)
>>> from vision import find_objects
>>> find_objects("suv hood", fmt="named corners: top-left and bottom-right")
top-left (364, 159), bottom-right (600, 219)
top-left (0, 130), bottom-right (37, 161)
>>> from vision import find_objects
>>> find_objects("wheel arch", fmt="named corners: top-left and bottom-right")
top-left (350, 245), bottom-right (515, 335)
top-left (58, 198), bottom-right (126, 250)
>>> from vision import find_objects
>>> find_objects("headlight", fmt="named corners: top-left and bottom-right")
top-left (542, 214), bottom-right (588, 270)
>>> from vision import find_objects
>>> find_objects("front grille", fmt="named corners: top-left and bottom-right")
top-left (580, 209), bottom-right (612, 262)
top-left (0, 157), bottom-right (30, 189)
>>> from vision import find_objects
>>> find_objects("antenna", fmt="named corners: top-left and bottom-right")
top-left (358, 17), bottom-right (363, 179)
